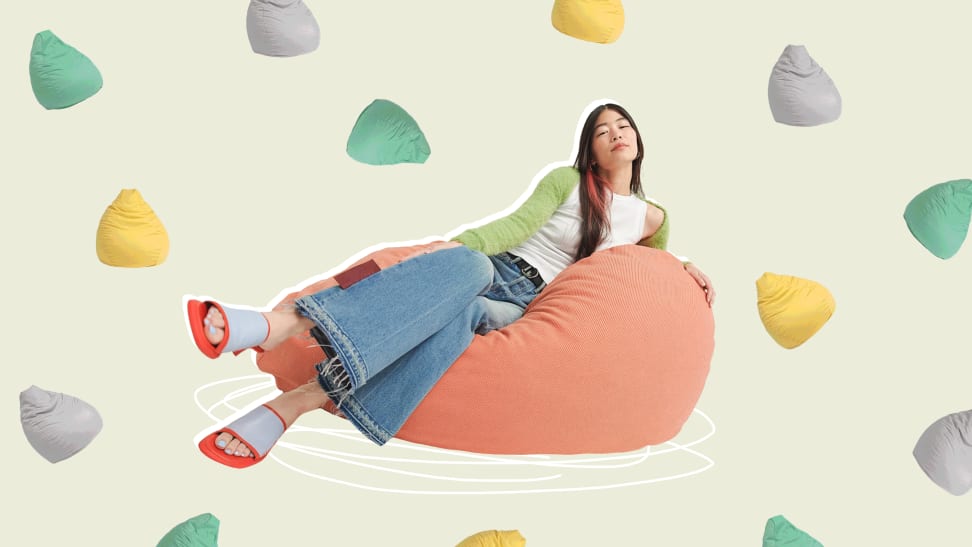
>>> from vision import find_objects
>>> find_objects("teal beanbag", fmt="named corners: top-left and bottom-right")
top-left (29, 30), bottom-right (103, 110)
top-left (157, 513), bottom-right (220, 547)
top-left (763, 515), bottom-right (823, 547)
top-left (347, 99), bottom-right (431, 165)
top-left (904, 179), bottom-right (972, 259)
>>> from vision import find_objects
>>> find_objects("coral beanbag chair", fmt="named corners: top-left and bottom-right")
top-left (551, 0), bottom-right (625, 44)
top-left (457, 530), bottom-right (527, 547)
top-left (29, 30), bottom-right (103, 110)
top-left (903, 179), bottom-right (972, 259)
top-left (157, 513), bottom-right (220, 547)
top-left (257, 243), bottom-right (715, 455)
top-left (913, 409), bottom-right (972, 495)
top-left (768, 45), bottom-right (842, 127)
top-left (346, 99), bottom-right (431, 165)
top-left (96, 189), bottom-right (170, 268)
top-left (756, 273), bottom-right (835, 349)
top-left (763, 515), bottom-right (823, 547)
top-left (20, 385), bottom-right (103, 463)
top-left (246, 0), bottom-right (320, 57)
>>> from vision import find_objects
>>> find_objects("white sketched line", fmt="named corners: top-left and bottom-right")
top-left (193, 374), bottom-right (716, 494)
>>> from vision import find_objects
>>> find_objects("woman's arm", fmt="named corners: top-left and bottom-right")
top-left (451, 166), bottom-right (579, 255)
top-left (637, 199), bottom-right (713, 305)
top-left (636, 199), bottom-right (692, 266)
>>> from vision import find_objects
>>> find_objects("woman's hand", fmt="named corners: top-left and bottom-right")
top-left (684, 263), bottom-right (715, 307)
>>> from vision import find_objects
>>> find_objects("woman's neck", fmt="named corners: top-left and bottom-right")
top-left (599, 164), bottom-right (634, 195)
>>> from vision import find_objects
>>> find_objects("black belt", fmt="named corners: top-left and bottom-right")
top-left (506, 253), bottom-right (547, 292)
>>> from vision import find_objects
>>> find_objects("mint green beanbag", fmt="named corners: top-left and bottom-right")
top-left (157, 513), bottom-right (220, 547)
top-left (904, 179), bottom-right (972, 259)
top-left (763, 515), bottom-right (823, 547)
top-left (347, 99), bottom-right (431, 165)
top-left (29, 30), bottom-right (103, 110)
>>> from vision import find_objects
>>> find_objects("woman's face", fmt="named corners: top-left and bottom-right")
top-left (590, 108), bottom-right (638, 171)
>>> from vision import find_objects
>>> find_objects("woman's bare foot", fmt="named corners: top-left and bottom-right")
top-left (202, 307), bottom-right (315, 352)
top-left (214, 380), bottom-right (329, 459)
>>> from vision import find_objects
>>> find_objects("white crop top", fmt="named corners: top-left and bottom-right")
top-left (508, 185), bottom-right (648, 284)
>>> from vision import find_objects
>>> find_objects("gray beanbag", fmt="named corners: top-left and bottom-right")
top-left (246, 0), bottom-right (320, 57)
top-left (20, 385), bottom-right (103, 463)
top-left (768, 45), bottom-right (842, 127)
top-left (913, 409), bottom-right (972, 495)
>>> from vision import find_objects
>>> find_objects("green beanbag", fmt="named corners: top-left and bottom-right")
top-left (29, 30), bottom-right (103, 110)
top-left (763, 515), bottom-right (823, 547)
top-left (157, 513), bottom-right (220, 547)
top-left (903, 179), bottom-right (972, 259)
top-left (346, 99), bottom-right (431, 165)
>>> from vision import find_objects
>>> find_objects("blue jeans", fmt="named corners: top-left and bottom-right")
top-left (292, 247), bottom-right (542, 445)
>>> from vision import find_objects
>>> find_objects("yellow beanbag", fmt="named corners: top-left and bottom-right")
top-left (456, 530), bottom-right (527, 547)
top-left (551, 0), bottom-right (625, 44)
top-left (756, 272), bottom-right (835, 349)
top-left (95, 189), bottom-right (169, 268)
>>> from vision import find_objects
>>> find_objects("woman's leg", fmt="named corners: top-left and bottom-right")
top-left (210, 250), bottom-right (540, 458)
top-left (214, 379), bottom-right (329, 458)
top-left (293, 246), bottom-right (495, 391)
top-left (201, 306), bottom-right (315, 350)
top-left (195, 246), bottom-right (491, 359)
top-left (317, 252), bottom-right (543, 445)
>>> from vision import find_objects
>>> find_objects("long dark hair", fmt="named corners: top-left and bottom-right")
top-left (573, 103), bottom-right (645, 262)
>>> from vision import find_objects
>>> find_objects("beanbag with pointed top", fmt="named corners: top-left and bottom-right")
top-left (551, 0), bottom-right (625, 44)
top-left (96, 189), bottom-right (170, 268)
top-left (29, 30), bottom-right (103, 110)
top-left (763, 515), bottom-right (823, 547)
top-left (756, 273), bottom-right (835, 349)
top-left (257, 244), bottom-right (715, 455)
top-left (913, 409), bottom-right (972, 495)
top-left (903, 179), bottom-right (972, 259)
top-left (246, 0), bottom-right (320, 57)
top-left (457, 530), bottom-right (527, 547)
top-left (346, 99), bottom-right (431, 166)
top-left (157, 513), bottom-right (220, 547)
top-left (768, 45), bottom-right (841, 127)
top-left (20, 385), bottom-right (103, 463)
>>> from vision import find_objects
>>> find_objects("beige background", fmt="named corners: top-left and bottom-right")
top-left (3, 0), bottom-right (972, 544)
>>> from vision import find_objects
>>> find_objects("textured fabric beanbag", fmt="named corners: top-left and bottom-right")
top-left (257, 244), bottom-right (715, 455)
top-left (29, 30), bottom-right (103, 110)
top-left (551, 0), bottom-right (625, 44)
top-left (763, 515), bottom-right (823, 547)
top-left (756, 273), bottom-right (835, 349)
top-left (903, 179), bottom-right (972, 259)
top-left (157, 513), bottom-right (220, 547)
top-left (96, 189), bottom-right (170, 267)
top-left (346, 99), bottom-right (431, 165)
top-left (20, 385), bottom-right (103, 463)
top-left (457, 530), bottom-right (527, 547)
top-left (768, 45), bottom-right (841, 127)
top-left (246, 0), bottom-right (320, 57)
top-left (913, 409), bottom-right (972, 495)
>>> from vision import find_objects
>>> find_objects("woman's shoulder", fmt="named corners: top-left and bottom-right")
top-left (541, 165), bottom-right (581, 184)
top-left (532, 165), bottom-right (581, 198)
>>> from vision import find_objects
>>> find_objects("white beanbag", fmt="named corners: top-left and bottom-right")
top-left (246, 0), bottom-right (320, 57)
top-left (913, 409), bottom-right (972, 495)
top-left (768, 45), bottom-right (842, 127)
top-left (20, 385), bottom-right (103, 463)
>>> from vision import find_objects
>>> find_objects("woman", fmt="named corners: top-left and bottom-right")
top-left (188, 101), bottom-right (715, 468)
